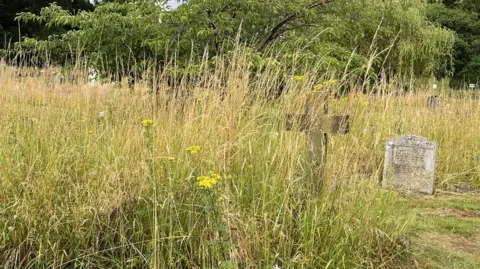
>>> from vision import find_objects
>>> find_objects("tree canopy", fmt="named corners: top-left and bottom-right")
top-left (0, 0), bottom-right (94, 48)
top-left (427, 0), bottom-right (480, 87)
top-left (3, 0), bottom-right (456, 85)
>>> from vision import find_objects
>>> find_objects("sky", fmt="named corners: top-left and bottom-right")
top-left (88, 0), bottom-right (182, 9)
top-left (167, 0), bottom-right (182, 9)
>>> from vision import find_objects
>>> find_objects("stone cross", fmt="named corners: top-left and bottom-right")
top-left (382, 135), bottom-right (438, 195)
top-left (286, 92), bottom-right (350, 194)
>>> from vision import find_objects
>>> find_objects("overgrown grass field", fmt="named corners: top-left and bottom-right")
top-left (0, 60), bottom-right (479, 268)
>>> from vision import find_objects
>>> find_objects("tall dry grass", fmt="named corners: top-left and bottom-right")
top-left (0, 52), bottom-right (478, 268)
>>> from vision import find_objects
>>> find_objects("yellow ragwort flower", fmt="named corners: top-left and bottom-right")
top-left (293, 75), bottom-right (305, 81)
top-left (142, 119), bottom-right (154, 127)
top-left (196, 171), bottom-right (225, 189)
top-left (167, 156), bottom-right (176, 161)
top-left (313, 83), bottom-right (324, 91)
top-left (196, 176), bottom-right (217, 189)
top-left (209, 171), bottom-right (222, 181)
top-left (360, 100), bottom-right (369, 107)
top-left (186, 145), bottom-right (201, 154)
top-left (314, 79), bottom-right (338, 91)
top-left (327, 79), bottom-right (338, 86)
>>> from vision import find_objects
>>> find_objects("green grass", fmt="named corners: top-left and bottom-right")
top-left (412, 215), bottom-right (480, 236)
top-left (406, 196), bottom-right (480, 211)
top-left (402, 195), bottom-right (480, 268)
top-left (417, 245), bottom-right (479, 269)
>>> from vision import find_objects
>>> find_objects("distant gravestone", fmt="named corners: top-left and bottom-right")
top-left (51, 72), bottom-right (63, 89)
top-left (382, 135), bottom-right (438, 195)
top-left (427, 96), bottom-right (439, 110)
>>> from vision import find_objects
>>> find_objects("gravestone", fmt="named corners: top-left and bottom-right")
top-left (329, 114), bottom-right (350, 135)
top-left (51, 72), bottom-right (64, 89)
top-left (427, 96), bottom-right (439, 110)
top-left (382, 135), bottom-right (438, 195)
top-left (285, 92), bottom-right (350, 195)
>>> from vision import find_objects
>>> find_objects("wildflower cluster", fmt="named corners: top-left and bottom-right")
top-left (196, 171), bottom-right (223, 189)
top-left (293, 75), bottom-right (305, 81)
top-left (314, 79), bottom-right (338, 91)
top-left (142, 119), bottom-right (154, 127)
top-left (331, 96), bottom-right (369, 107)
top-left (353, 97), bottom-right (369, 107)
top-left (330, 97), bottom-right (348, 104)
top-left (186, 145), bottom-right (201, 154)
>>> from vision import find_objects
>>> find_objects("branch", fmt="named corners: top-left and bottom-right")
top-left (257, 0), bottom-right (335, 50)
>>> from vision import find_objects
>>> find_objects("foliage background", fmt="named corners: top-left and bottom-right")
top-left (1, 0), bottom-right (459, 86)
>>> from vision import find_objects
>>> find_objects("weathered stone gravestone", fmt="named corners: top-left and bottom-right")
top-left (286, 92), bottom-right (350, 195)
top-left (329, 114), bottom-right (350, 135)
top-left (51, 72), bottom-right (64, 89)
top-left (382, 135), bottom-right (438, 195)
top-left (427, 95), bottom-right (440, 110)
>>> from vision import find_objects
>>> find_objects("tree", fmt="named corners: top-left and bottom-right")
top-left (13, 0), bottom-right (454, 84)
top-left (427, 1), bottom-right (480, 87)
top-left (162, 0), bottom-right (454, 78)
top-left (0, 0), bottom-right (94, 49)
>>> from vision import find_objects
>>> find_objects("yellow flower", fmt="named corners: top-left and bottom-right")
top-left (327, 79), bottom-right (338, 86)
top-left (293, 75), bottom-right (304, 81)
top-left (186, 145), bottom-right (201, 154)
top-left (313, 83), bottom-right (324, 91)
top-left (360, 100), bottom-right (369, 107)
top-left (314, 79), bottom-right (338, 91)
top-left (196, 171), bottom-right (225, 189)
top-left (167, 156), bottom-right (176, 161)
top-left (196, 175), bottom-right (217, 189)
top-left (341, 97), bottom-right (348, 103)
top-left (209, 171), bottom-right (222, 181)
top-left (142, 119), bottom-right (154, 127)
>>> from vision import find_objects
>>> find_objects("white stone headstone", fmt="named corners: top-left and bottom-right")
top-left (382, 135), bottom-right (438, 195)
top-left (88, 67), bottom-right (98, 86)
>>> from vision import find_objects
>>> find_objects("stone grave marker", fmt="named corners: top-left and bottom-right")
top-left (382, 135), bottom-right (438, 195)
top-left (329, 114), bottom-right (350, 135)
top-left (51, 72), bottom-right (63, 89)
top-left (286, 92), bottom-right (350, 194)
top-left (427, 96), bottom-right (439, 110)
